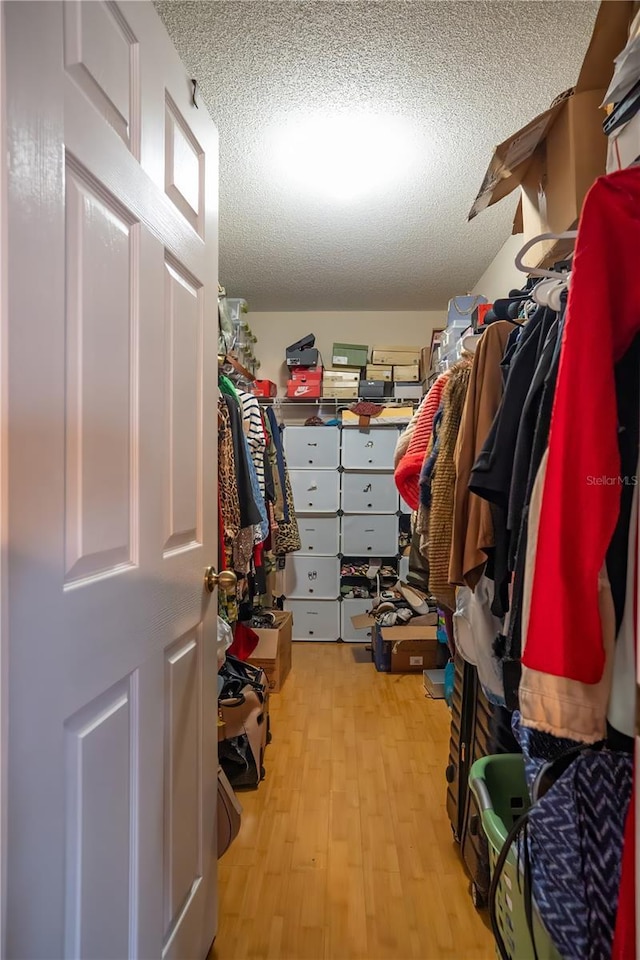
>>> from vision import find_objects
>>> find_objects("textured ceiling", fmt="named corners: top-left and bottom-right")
top-left (155, 0), bottom-right (599, 311)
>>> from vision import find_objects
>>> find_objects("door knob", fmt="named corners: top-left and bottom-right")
top-left (204, 566), bottom-right (237, 594)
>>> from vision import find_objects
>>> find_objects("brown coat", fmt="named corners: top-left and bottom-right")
top-left (449, 321), bottom-right (514, 589)
top-left (427, 360), bottom-right (472, 610)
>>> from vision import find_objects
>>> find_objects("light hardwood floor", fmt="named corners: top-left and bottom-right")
top-left (212, 643), bottom-right (495, 960)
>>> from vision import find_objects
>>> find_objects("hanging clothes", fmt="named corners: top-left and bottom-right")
top-left (265, 408), bottom-right (300, 555)
top-left (394, 371), bottom-right (449, 510)
top-left (449, 320), bottom-right (515, 589)
top-left (394, 393), bottom-right (427, 468)
top-left (468, 308), bottom-right (556, 616)
top-left (218, 398), bottom-right (241, 551)
top-left (522, 168), bottom-right (640, 704)
top-left (237, 390), bottom-right (267, 496)
top-left (424, 359), bottom-right (472, 610)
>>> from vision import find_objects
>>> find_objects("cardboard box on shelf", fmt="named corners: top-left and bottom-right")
top-left (359, 380), bottom-right (392, 399)
top-left (332, 343), bottom-right (369, 368)
top-left (371, 346), bottom-right (421, 366)
top-left (286, 380), bottom-right (321, 400)
top-left (290, 367), bottom-right (323, 384)
top-left (323, 386), bottom-right (359, 399)
top-left (323, 369), bottom-right (360, 386)
top-left (286, 348), bottom-right (320, 368)
top-left (247, 611), bottom-right (292, 693)
top-left (469, 0), bottom-right (633, 265)
top-left (393, 363), bottom-right (420, 382)
top-left (342, 406), bottom-right (414, 425)
top-left (394, 383), bottom-right (422, 400)
top-left (252, 379), bottom-right (277, 398)
top-left (366, 364), bottom-right (393, 382)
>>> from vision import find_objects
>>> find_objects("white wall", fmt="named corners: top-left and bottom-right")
top-left (251, 310), bottom-right (444, 388)
top-left (471, 235), bottom-right (524, 302)
top-left (249, 238), bottom-right (527, 389)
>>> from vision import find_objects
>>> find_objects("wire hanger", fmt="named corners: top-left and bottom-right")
top-left (514, 231), bottom-right (578, 279)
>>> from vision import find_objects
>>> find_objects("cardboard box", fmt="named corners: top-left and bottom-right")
top-left (371, 346), bottom-right (421, 366)
top-left (394, 383), bottom-right (422, 400)
top-left (247, 611), bottom-right (292, 693)
top-left (373, 623), bottom-right (445, 673)
top-left (286, 348), bottom-right (320, 368)
top-left (287, 381), bottom-right (321, 400)
top-left (323, 369), bottom-right (360, 386)
top-left (332, 343), bottom-right (368, 368)
top-left (359, 380), bottom-right (392, 399)
top-left (391, 638), bottom-right (442, 673)
top-left (393, 364), bottom-right (419, 382)
top-left (323, 386), bottom-right (359, 399)
top-left (290, 367), bottom-right (323, 383)
top-left (607, 110), bottom-right (640, 171)
top-left (423, 668), bottom-right (446, 699)
top-left (366, 364), bottom-right (392, 381)
top-left (351, 611), bottom-right (438, 632)
top-left (342, 407), bottom-right (414, 425)
top-left (252, 379), bottom-right (277, 398)
top-left (469, 0), bottom-right (633, 264)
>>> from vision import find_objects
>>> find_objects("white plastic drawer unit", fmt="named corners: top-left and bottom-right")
top-left (284, 600), bottom-right (340, 642)
top-left (284, 555), bottom-right (340, 600)
top-left (284, 426), bottom-right (340, 470)
top-left (342, 514), bottom-right (398, 556)
top-left (400, 494), bottom-right (413, 515)
top-left (341, 471), bottom-right (398, 514)
top-left (297, 517), bottom-right (340, 556)
top-left (341, 427), bottom-right (398, 471)
top-left (341, 599), bottom-right (373, 643)
top-left (289, 470), bottom-right (340, 514)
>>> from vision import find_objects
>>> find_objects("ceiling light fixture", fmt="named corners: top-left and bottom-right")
top-left (269, 112), bottom-right (415, 202)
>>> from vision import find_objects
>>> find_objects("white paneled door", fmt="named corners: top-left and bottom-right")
top-left (3, 3), bottom-right (219, 958)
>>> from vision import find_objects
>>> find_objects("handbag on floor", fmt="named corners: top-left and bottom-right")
top-left (217, 764), bottom-right (242, 858)
top-left (219, 655), bottom-right (270, 790)
top-left (489, 744), bottom-right (632, 960)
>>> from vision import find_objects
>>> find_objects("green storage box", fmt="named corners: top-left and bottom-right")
top-left (332, 342), bottom-right (368, 368)
top-left (469, 754), bottom-right (561, 960)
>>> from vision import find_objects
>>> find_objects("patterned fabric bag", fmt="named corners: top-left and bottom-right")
top-left (489, 746), bottom-right (632, 960)
top-left (527, 749), bottom-right (632, 960)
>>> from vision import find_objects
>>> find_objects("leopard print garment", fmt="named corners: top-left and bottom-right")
top-left (275, 465), bottom-right (301, 556)
top-left (218, 400), bottom-right (241, 545)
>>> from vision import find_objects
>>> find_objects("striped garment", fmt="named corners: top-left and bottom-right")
top-left (237, 390), bottom-right (266, 495)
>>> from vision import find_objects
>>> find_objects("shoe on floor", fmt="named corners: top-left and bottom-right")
top-left (400, 584), bottom-right (430, 615)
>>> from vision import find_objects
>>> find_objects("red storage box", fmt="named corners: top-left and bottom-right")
top-left (252, 379), bottom-right (277, 398)
top-left (286, 380), bottom-right (321, 400)
top-left (472, 303), bottom-right (493, 329)
top-left (289, 367), bottom-right (323, 383)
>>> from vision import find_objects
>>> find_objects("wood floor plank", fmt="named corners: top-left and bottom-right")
top-left (211, 643), bottom-right (495, 960)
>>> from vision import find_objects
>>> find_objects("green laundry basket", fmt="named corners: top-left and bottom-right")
top-left (469, 754), bottom-right (562, 960)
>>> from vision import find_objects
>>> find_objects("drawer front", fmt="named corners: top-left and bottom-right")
top-left (284, 555), bottom-right (339, 600)
top-left (297, 517), bottom-right (340, 556)
top-left (342, 514), bottom-right (398, 556)
top-left (341, 428), bottom-right (398, 471)
top-left (284, 426), bottom-right (340, 469)
top-left (284, 600), bottom-right (340, 642)
top-left (400, 494), bottom-right (413, 514)
top-left (341, 599), bottom-right (373, 643)
top-left (342, 471), bottom-right (398, 514)
top-left (289, 470), bottom-right (340, 514)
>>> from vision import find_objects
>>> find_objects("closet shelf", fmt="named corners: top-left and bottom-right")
top-left (257, 397), bottom-right (417, 405)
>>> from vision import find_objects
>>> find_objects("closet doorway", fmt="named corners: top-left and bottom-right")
top-left (1, 2), bottom-right (221, 956)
